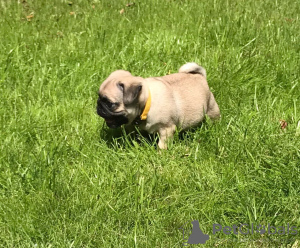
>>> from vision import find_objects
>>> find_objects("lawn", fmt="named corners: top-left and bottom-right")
top-left (0, 0), bottom-right (299, 247)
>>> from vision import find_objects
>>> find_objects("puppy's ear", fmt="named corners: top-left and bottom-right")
top-left (117, 82), bottom-right (124, 92)
top-left (122, 83), bottom-right (142, 105)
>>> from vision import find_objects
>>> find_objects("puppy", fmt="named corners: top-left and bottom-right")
top-left (97, 62), bottom-right (220, 149)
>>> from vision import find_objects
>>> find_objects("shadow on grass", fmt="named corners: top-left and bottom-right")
top-left (98, 120), bottom-right (212, 150)
top-left (98, 123), bottom-right (158, 149)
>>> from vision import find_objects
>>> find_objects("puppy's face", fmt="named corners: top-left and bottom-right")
top-left (97, 70), bottom-right (144, 128)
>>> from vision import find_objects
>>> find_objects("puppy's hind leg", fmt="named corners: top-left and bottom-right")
top-left (157, 125), bottom-right (176, 149)
top-left (207, 93), bottom-right (220, 120)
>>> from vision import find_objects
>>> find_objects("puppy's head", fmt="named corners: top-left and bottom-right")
top-left (97, 70), bottom-right (144, 128)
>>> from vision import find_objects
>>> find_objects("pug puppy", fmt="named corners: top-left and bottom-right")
top-left (97, 62), bottom-right (220, 149)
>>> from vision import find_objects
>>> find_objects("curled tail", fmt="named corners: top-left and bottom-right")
top-left (179, 62), bottom-right (206, 78)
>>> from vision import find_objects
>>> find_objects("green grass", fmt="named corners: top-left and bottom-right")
top-left (0, 0), bottom-right (299, 247)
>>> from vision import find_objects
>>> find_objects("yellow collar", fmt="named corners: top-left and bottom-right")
top-left (140, 89), bottom-right (151, 120)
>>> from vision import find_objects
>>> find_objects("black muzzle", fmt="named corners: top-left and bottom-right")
top-left (97, 98), bottom-right (128, 129)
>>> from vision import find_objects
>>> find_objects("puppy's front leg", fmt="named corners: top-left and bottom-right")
top-left (158, 125), bottom-right (176, 149)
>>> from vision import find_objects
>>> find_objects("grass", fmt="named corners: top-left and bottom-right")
top-left (0, 0), bottom-right (299, 247)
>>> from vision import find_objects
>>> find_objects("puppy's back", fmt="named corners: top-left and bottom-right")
top-left (154, 74), bottom-right (210, 129)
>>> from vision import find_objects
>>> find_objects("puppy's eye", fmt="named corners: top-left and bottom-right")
top-left (106, 101), bottom-right (113, 108)
top-left (104, 99), bottom-right (119, 109)
top-left (100, 96), bottom-right (119, 109)
top-left (110, 102), bottom-right (120, 109)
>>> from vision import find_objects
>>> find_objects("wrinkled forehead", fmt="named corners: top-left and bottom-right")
top-left (99, 78), bottom-right (117, 92)
top-left (99, 75), bottom-right (143, 93)
top-left (99, 70), bottom-right (131, 90)
top-left (99, 80), bottom-right (120, 101)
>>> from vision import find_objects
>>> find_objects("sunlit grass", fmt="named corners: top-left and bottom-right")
top-left (0, 0), bottom-right (299, 247)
